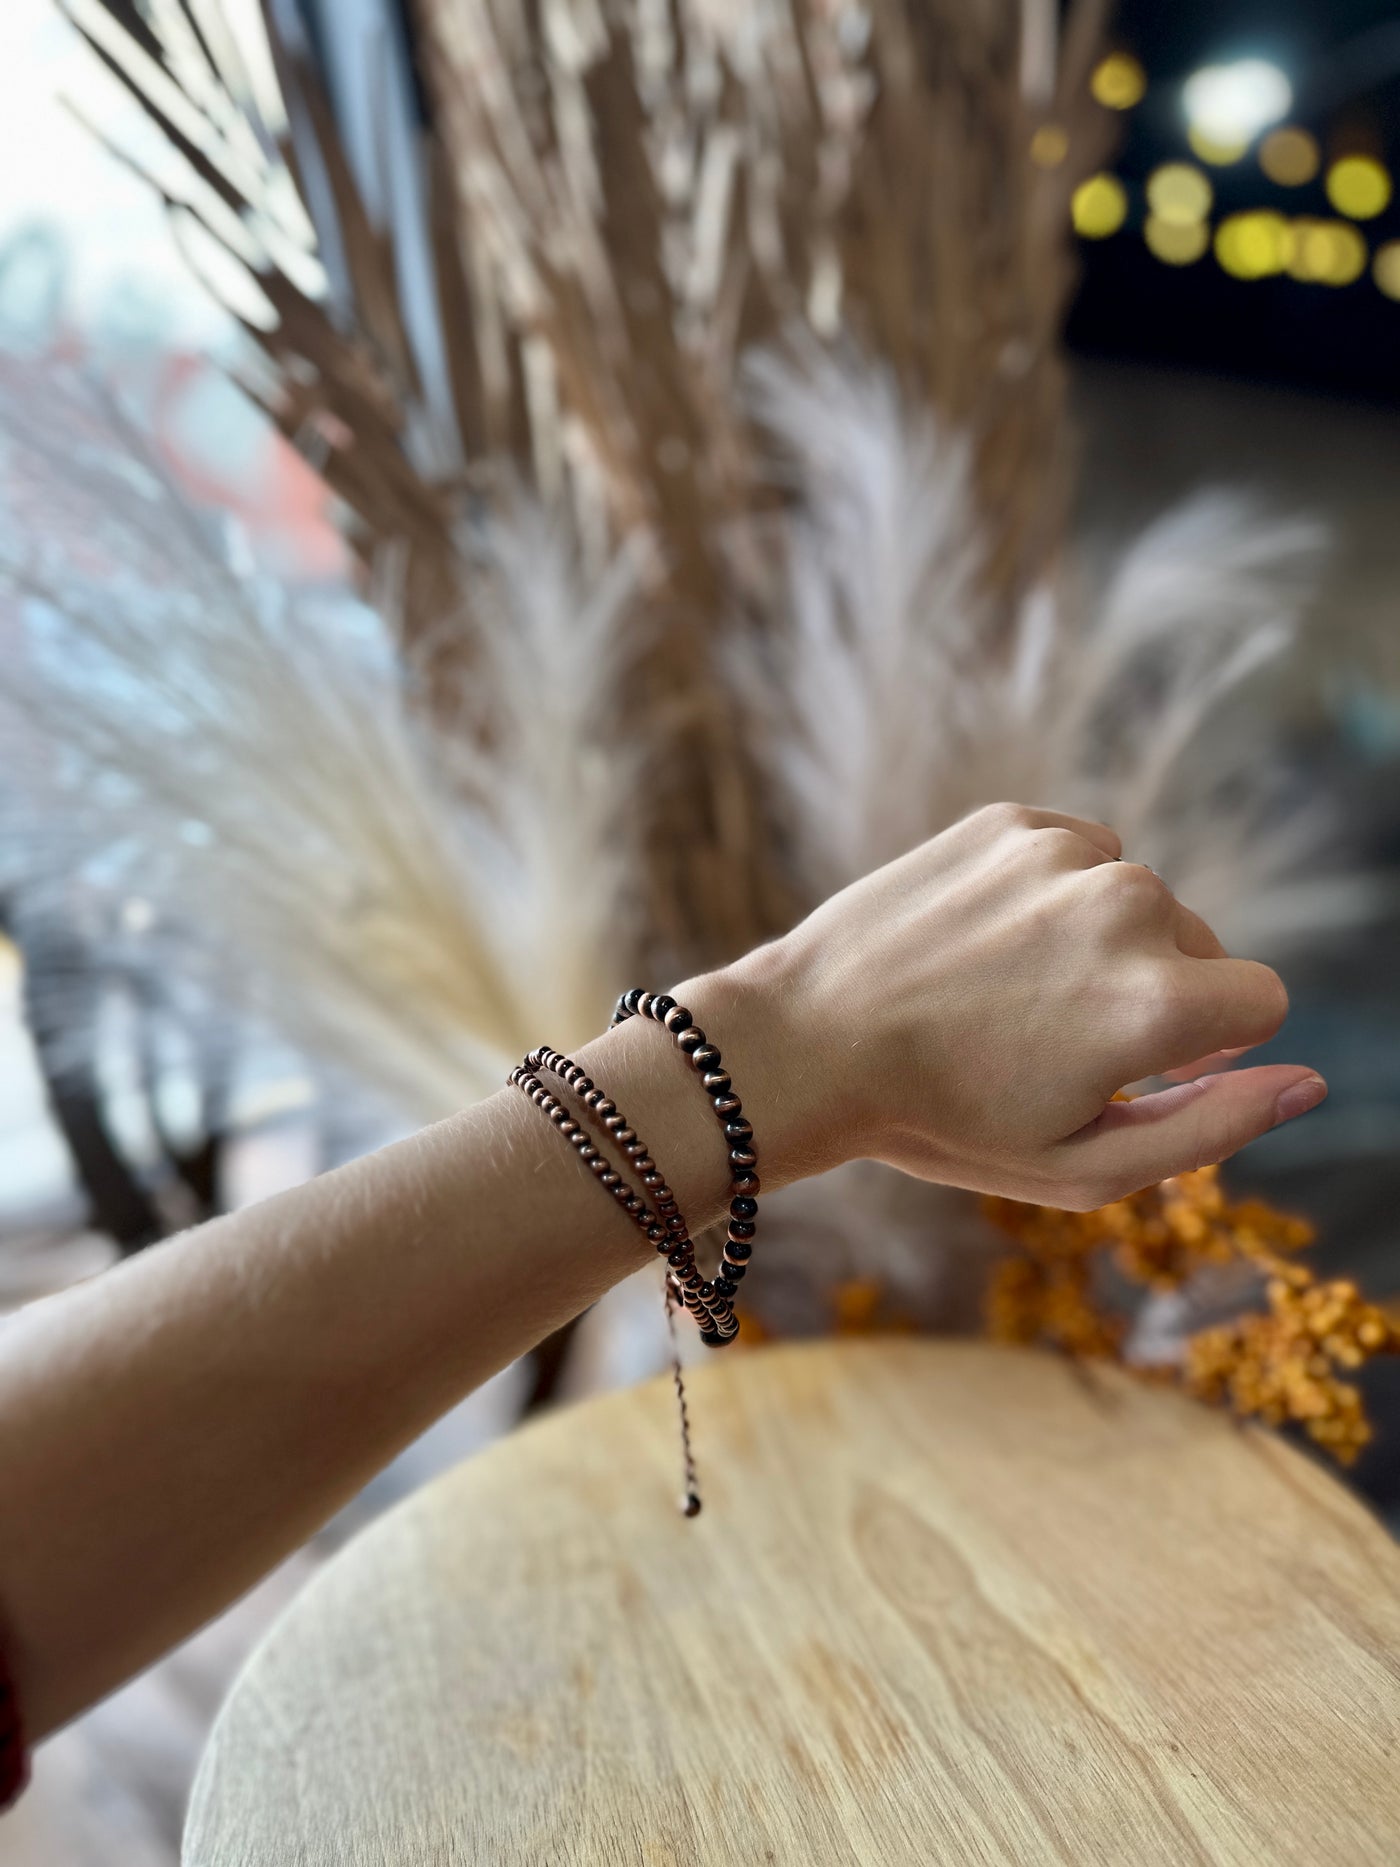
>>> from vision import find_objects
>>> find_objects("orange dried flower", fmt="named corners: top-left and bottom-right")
top-left (983, 1165), bottom-right (1399, 1464)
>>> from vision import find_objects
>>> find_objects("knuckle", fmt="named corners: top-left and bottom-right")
top-left (977, 800), bottom-right (1034, 834)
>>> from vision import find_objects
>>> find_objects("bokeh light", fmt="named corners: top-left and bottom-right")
top-left (1091, 53), bottom-right (1147, 112)
top-left (1188, 126), bottom-right (1248, 167)
top-left (1326, 156), bottom-right (1392, 221)
top-left (1259, 127), bottom-right (1320, 187)
top-left (1214, 211), bottom-right (1292, 279)
top-left (1071, 173), bottom-right (1128, 239)
top-left (1287, 218), bottom-right (1368, 285)
top-left (1183, 60), bottom-right (1291, 148)
top-left (1373, 240), bottom-right (1400, 300)
top-left (1147, 163), bottom-right (1213, 226)
top-left (1029, 124), bottom-right (1069, 169)
top-left (1144, 216), bottom-right (1210, 266)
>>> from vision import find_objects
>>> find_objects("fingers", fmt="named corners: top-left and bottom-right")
top-left (1019, 808), bottom-right (1122, 861)
top-left (1172, 900), bottom-right (1227, 960)
top-left (1109, 953), bottom-right (1289, 1088)
top-left (1160, 1045), bottom-right (1253, 1083)
top-left (1055, 1066), bottom-right (1328, 1208)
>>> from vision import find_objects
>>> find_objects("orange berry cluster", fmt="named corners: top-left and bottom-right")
top-left (983, 1165), bottom-right (1399, 1464)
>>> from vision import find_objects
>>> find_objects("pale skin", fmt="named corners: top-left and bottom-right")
top-left (0, 804), bottom-right (1326, 1743)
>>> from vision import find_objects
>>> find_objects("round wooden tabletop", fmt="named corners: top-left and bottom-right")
top-left (183, 1340), bottom-right (1400, 1865)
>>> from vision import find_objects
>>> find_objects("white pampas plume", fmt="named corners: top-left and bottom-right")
top-left (0, 368), bottom-right (642, 1121)
top-left (738, 344), bottom-right (985, 896)
top-left (741, 346), bottom-right (1344, 956)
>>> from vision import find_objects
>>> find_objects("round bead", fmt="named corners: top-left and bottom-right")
top-left (732, 1171), bottom-right (761, 1197)
top-left (604, 1112), bottom-right (624, 1132)
top-left (666, 1214), bottom-right (687, 1232)
top-left (699, 1281), bottom-right (715, 1301)
top-left (651, 995), bottom-right (676, 1022)
top-left (713, 1094), bottom-right (743, 1118)
top-left (578, 1143), bottom-right (598, 1161)
top-left (622, 987), bottom-right (643, 1014)
top-left (714, 1277), bottom-right (738, 1301)
top-left (725, 1237), bottom-right (754, 1263)
top-left (646, 1222), bottom-right (666, 1242)
top-left (728, 1219), bottom-right (756, 1240)
top-left (702, 1070), bottom-right (732, 1096)
top-left (676, 1027), bottom-right (705, 1054)
top-left (664, 1005), bottom-right (692, 1033)
top-left (692, 1044), bottom-right (721, 1071)
top-left (623, 1193), bottom-right (642, 1213)
top-left (595, 1099), bottom-right (616, 1119)
top-left (642, 1170), bottom-right (662, 1189)
top-left (730, 1195), bottom-right (758, 1222)
top-left (682, 1492), bottom-right (702, 1517)
top-left (725, 1260), bottom-right (748, 1280)
top-left (698, 1329), bottom-right (721, 1348)
top-left (590, 1158), bottom-right (609, 1175)
top-left (667, 1249), bottom-right (691, 1269)
top-left (729, 1146), bottom-right (757, 1169)
top-left (615, 1126), bottom-right (636, 1147)
top-left (725, 1118), bottom-right (753, 1144)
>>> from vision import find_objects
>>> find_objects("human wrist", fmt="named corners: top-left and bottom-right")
top-left (674, 938), bottom-right (857, 1191)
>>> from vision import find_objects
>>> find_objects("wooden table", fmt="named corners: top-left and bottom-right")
top-left (183, 1340), bottom-right (1400, 1865)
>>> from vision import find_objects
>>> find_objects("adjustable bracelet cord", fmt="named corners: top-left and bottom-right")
top-left (509, 990), bottom-right (761, 1519)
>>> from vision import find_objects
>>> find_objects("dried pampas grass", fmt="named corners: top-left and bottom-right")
top-left (0, 371), bottom-right (642, 1121)
top-left (739, 347), bottom-right (1338, 955)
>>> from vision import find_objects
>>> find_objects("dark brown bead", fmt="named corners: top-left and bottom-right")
top-left (604, 1112), bottom-right (625, 1132)
top-left (698, 1328), bottom-right (722, 1347)
top-left (729, 1146), bottom-right (757, 1169)
top-left (657, 1199), bottom-right (678, 1216)
top-left (725, 1236), bottom-right (754, 1262)
top-left (714, 1276), bottom-right (738, 1301)
top-left (725, 1117), bottom-right (753, 1143)
top-left (728, 1218), bottom-right (756, 1240)
top-left (725, 1260), bottom-right (748, 1280)
top-left (642, 1170), bottom-right (662, 1189)
top-left (595, 1098), bottom-right (616, 1119)
top-left (713, 1094), bottom-right (742, 1118)
top-left (623, 1193), bottom-right (642, 1213)
top-left (730, 1195), bottom-right (758, 1221)
top-left (732, 1171), bottom-right (761, 1197)
top-left (634, 1154), bottom-right (655, 1174)
top-left (622, 987), bottom-right (643, 1014)
top-left (615, 1126), bottom-right (636, 1147)
top-left (646, 1222), bottom-right (666, 1241)
top-left (666, 1214), bottom-right (687, 1232)
top-left (692, 1044), bottom-right (721, 1071)
top-left (702, 1070), bottom-right (732, 1096)
top-left (667, 1249), bottom-right (691, 1268)
top-left (664, 1005), bottom-right (692, 1032)
top-left (590, 1158), bottom-right (609, 1176)
top-left (676, 1027), bottom-right (705, 1053)
top-left (651, 995), bottom-right (676, 1022)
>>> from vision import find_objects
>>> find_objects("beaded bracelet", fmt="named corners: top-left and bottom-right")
top-left (509, 1051), bottom-right (719, 1514)
top-left (511, 1049), bottom-right (737, 1342)
top-left (611, 989), bottom-right (761, 1304)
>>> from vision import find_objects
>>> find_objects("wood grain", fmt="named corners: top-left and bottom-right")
top-left (183, 1341), bottom-right (1400, 1865)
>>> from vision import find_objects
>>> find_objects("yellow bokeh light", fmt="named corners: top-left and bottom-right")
top-left (1071, 173), bottom-right (1128, 239)
top-left (1146, 162), bottom-right (1213, 225)
top-left (1091, 53), bottom-right (1147, 111)
top-left (1030, 124), bottom-right (1070, 169)
top-left (1259, 127), bottom-right (1319, 187)
top-left (1214, 210), bottom-right (1292, 279)
top-left (1287, 218), bottom-right (1368, 286)
top-left (1326, 156), bottom-right (1392, 220)
top-left (1187, 125), bottom-right (1248, 166)
top-left (1373, 241), bottom-right (1400, 300)
top-left (1144, 216), bottom-right (1209, 266)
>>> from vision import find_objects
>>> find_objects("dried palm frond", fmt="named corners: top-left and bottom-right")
top-left (0, 368), bottom-right (640, 1119)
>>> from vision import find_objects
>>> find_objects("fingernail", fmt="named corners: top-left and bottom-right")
top-left (1275, 1077), bottom-right (1327, 1123)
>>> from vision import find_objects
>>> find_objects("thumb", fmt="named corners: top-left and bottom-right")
top-left (1059, 1066), bottom-right (1327, 1208)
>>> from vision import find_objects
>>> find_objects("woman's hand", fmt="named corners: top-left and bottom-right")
top-left (709, 803), bottom-right (1325, 1208)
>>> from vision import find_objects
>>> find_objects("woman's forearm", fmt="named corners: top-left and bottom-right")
top-left (0, 963), bottom-right (790, 1739)
top-left (0, 805), bottom-right (1326, 1744)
